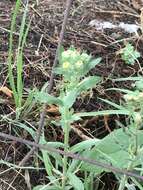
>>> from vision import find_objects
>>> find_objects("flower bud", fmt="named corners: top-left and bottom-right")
top-left (62, 50), bottom-right (73, 59)
top-left (134, 112), bottom-right (142, 125)
top-left (75, 60), bottom-right (83, 68)
top-left (63, 62), bottom-right (70, 69)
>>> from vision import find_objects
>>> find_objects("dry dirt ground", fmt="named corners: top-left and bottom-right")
top-left (0, 0), bottom-right (143, 189)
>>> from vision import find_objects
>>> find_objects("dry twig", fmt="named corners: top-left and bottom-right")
top-left (0, 132), bottom-right (143, 181)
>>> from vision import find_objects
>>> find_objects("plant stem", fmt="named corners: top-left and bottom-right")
top-left (118, 174), bottom-right (127, 190)
top-left (118, 161), bottom-right (133, 190)
top-left (62, 108), bottom-right (70, 189)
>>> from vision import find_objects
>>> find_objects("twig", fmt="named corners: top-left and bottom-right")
top-left (94, 9), bottom-right (139, 18)
top-left (19, 0), bottom-right (73, 166)
top-left (0, 26), bottom-right (19, 36)
top-left (71, 125), bottom-right (92, 140)
top-left (0, 132), bottom-right (143, 181)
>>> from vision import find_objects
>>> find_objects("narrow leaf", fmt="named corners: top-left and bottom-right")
top-left (71, 139), bottom-right (100, 153)
top-left (68, 172), bottom-right (84, 190)
top-left (63, 76), bottom-right (101, 108)
top-left (77, 76), bottom-right (101, 92)
top-left (33, 185), bottom-right (62, 190)
top-left (99, 98), bottom-right (125, 110)
top-left (75, 110), bottom-right (130, 118)
top-left (88, 57), bottom-right (102, 70)
top-left (34, 91), bottom-right (63, 106)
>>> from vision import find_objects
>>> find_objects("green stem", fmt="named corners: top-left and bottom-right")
top-left (118, 116), bottom-right (140, 190)
top-left (62, 108), bottom-right (70, 189)
top-left (118, 174), bottom-right (127, 190)
top-left (118, 148), bottom-right (136, 189)
top-left (118, 156), bottom-right (135, 190)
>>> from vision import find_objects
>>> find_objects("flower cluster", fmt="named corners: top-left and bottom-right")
top-left (120, 43), bottom-right (140, 65)
top-left (61, 49), bottom-right (91, 70)
top-left (123, 90), bottom-right (143, 126)
top-left (123, 91), bottom-right (143, 102)
top-left (56, 47), bottom-right (93, 83)
top-left (134, 112), bottom-right (142, 125)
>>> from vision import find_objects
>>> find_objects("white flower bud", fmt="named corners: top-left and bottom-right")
top-left (134, 112), bottom-right (142, 125)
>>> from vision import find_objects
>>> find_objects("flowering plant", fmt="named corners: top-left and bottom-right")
top-left (34, 47), bottom-right (102, 189)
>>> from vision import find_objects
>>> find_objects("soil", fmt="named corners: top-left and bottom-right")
top-left (0, 0), bottom-right (143, 189)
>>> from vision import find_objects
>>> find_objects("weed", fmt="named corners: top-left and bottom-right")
top-left (33, 48), bottom-right (143, 190)
top-left (120, 43), bottom-right (140, 65)
top-left (7, 41), bottom-right (143, 189)
top-left (32, 47), bottom-right (102, 189)
top-left (89, 77), bottom-right (143, 190)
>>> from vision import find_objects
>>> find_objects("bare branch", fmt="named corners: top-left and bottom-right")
top-left (0, 132), bottom-right (143, 181)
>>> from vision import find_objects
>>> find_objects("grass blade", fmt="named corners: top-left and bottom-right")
top-left (8, 0), bottom-right (21, 106)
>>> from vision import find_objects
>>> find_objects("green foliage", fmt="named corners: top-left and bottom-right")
top-left (33, 48), bottom-right (102, 189)
top-left (7, 8), bottom-right (143, 187)
top-left (33, 185), bottom-right (62, 190)
top-left (68, 172), bottom-right (84, 190)
top-left (33, 48), bottom-right (143, 189)
top-left (7, 1), bottom-right (143, 190)
top-left (82, 127), bottom-right (143, 172)
top-left (34, 90), bottom-right (63, 106)
top-left (96, 78), bottom-right (143, 189)
top-left (134, 79), bottom-right (143, 90)
top-left (120, 43), bottom-right (140, 65)
top-left (8, 0), bottom-right (32, 118)
top-left (62, 76), bottom-right (101, 108)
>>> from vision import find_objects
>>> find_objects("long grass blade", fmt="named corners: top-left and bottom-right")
top-left (8, 0), bottom-right (21, 106)
top-left (17, 0), bottom-right (29, 107)
top-left (75, 110), bottom-right (130, 118)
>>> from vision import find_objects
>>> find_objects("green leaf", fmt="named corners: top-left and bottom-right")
top-left (82, 127), bottom-right (143, 174)
top-left (63, 89), bottom-right (78, 108)
top-left (99, 98), bottom-right (126, 110)
top-left (77, 76), bottom-right (101, 92)
top-left (88, 57), bottom-right (102, 70)
top-left (81, 150), bottom-right (107, 175)
top-left (67, 159), bottom-right (81, 173)
top-left (33, 185), bottom-right (62, 190)
top-left (41, 137), bottom-right (64, 169)
top-left (63, 76), bottom-right (101, 108)
top-left (109, 150), bottom-right (131, 168)
top-left (82, 57), bottom-right (101, 76)
top-left (18, 0), bottom-right (28, 48)
top-left (106, 88), bottom-right (133, 94)
top-left (120, 43), bottom-right (140, 65)
top-left (68, 139), bottom-right (101, 173)
top-left (68, 172), bottom-right (84, 190)
top-left (8, 0), bottom-right (21, 107)
top-left (17, 122), bottom-right (35, 138)
top-left (75, 109), bottom-right (130, 118)
top-left (113, 77), bottom-right (143, 82)
top-left (40, 136), bottom-right (53, 176)
top-left (135, 80), bottom-right (143, 90)
top-left (71, 139), bottom-right (100, 153)
top-left (34, 91), bottom-right (63, 106)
